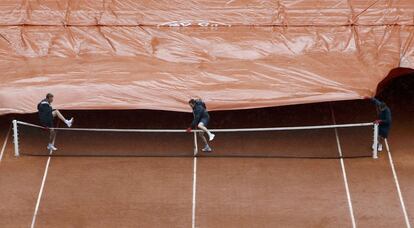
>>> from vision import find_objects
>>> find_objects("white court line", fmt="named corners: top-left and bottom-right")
top-left (192, 132), bottom-right (198, 228)
top-left (30, 156), bottom-right (51, 228)
top-left (192, 157), bottom-right (198, 228)
top-left (194, 132), bottom-right (198, 156)
top-left (31, 129), bottom-right (57, 228)
top-left (385, 139), bottom-right (412, 228)
top-left (330, 106), bottom-right (357, 228)
top-left (0, 125), bottom-right (11, 161)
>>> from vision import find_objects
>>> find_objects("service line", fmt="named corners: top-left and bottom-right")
top-left (31, 125), bottom-right (58, 228)
top-left (330, 105), bottom-right (356, 228)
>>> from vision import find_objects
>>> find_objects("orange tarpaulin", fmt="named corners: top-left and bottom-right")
top-left (0, 1), bottom-right (413, 115)
top-left (1, 1), bottom-right (413, 26)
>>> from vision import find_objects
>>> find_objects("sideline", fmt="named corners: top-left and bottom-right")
top-left (0, 125), bottom-right (11, 161)
top-left (385, 139), bottom-right (411, 228)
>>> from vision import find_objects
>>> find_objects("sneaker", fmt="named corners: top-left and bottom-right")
top-left (47, 144), bottom-right (58, 151)
top-left (372, 143), bottom-right (383, 152)
top-left (202, 146), bottom-right (212, 152)
top-left (209, 133), bottom-right (215, 141)
top-left (65, 118), bottom-right (74, 128)
top-left (378, 143), bottom-right (383, 152)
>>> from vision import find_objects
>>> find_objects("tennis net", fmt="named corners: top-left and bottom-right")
top-left (12, 120), bottom-right (380, 159)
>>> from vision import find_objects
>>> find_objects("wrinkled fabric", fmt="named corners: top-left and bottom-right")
top-left (0, 1), bottom-right (413, 115)
top-left (0, 0), bottom-right (413, 26)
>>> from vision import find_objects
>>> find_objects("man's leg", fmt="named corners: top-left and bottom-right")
top-left (198, 132), bottom-right (211, 152)
top-left (47, 129), bottom-right (57, 151)
top-left (52, 110), bottom-right (73, 127)
top-left (49, 129), bottom-right (55, 144)
top-left (197, 123), bottom-right (215, 141)
top-left (378, 136), bottom-right (384, 151)
top-left (52, 110), bottom-right (66, 122)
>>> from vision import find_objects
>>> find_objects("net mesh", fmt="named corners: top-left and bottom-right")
top-left (13, 120), bottom-right (378, 158)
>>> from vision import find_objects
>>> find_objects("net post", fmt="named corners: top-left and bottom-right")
top-left (193, 131), bottom-right (198, 156)
top-left (12, 120), bottom-right (19, 157)
top-left (373, 123), bottom-right (379, 159)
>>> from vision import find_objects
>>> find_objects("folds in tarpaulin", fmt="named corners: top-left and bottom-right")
top-left (0, 1), bottom-right (413, 115)
top-left (1, 1), bottom-right (413, 26)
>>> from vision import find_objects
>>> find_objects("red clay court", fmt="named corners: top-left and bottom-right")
top-left (0, 75), bottom-right (413, 227)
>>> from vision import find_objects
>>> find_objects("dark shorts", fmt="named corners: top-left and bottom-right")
top-left (40, 118), bottom-right (53, 128)
top-left (379, 125), bottom-right (390, 138)
top-left (199, 117), bottom-right (209, 127)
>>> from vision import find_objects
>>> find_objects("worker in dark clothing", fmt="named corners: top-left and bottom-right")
top-left (370, 98), bottom-right (392, 152)
top-left (37, 93), bottom-right (74, 151)
top-left (187, 98), bottom-right (215, 152)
